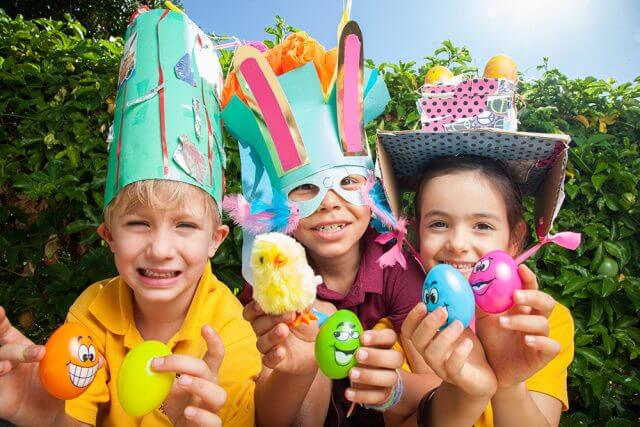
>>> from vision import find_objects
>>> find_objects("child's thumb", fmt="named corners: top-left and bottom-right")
top-left (201, 325), bottom-right (225, 380)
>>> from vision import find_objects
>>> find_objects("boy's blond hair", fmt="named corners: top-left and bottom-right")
top-left (104, 180), bottom-right (220, 228)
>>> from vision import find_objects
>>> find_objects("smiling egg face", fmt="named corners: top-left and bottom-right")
top-left (469, 250), bottom-right (521, 313)
top-left (315, 310), bottom-right (363, 379)
top-left (422, 264), bottom-right (475, 328)
top-left (39, 323), bottom-right (101, 400)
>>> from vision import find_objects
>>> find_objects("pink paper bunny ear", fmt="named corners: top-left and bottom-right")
top-left (336, 21), bottom-right (367, 157)
top-left (232, 46), bottom-right (308, 176)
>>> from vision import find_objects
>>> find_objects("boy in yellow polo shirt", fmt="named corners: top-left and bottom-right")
top-left (0, 6), bottom-right (259, 426)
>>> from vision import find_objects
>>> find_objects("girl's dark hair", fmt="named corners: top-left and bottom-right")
top-left (414, 155), bottom-right (527, 251)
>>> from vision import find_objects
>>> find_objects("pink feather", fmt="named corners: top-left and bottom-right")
top-left (222, 194), bottom-right (273, 235)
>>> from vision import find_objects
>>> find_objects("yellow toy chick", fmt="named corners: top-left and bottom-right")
top-left (250, 232), bottom-right (319, 326)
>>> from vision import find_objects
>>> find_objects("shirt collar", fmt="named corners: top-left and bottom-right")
top-left (316, 228), bottom-right (384, 307)
top-left (88, 263), bottom-right (219, 348)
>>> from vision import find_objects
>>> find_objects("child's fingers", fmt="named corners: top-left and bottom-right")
top-left (345, 386), bottom-right (389, 405)
top-left (256, 323), bottom-right (289, 354)
top-left (177, 374), bottom-right (227, 412)
top-left (261, 346), bottom-right (286, 370)
top-left (349, 366), bottom-right (398, 388)
top-left (242, 301), bottom-right (264, 323)
top-left (152, 354), bottom-right (209, 379)
top-left (201, 325), bottom-right (225, 381)
top-left (250, 312), bottom-right (295, 337)
top-left (0, 306), bottom-right (32, 346)
top-left (401, 303), bottom-right (427, 338)
top-left (183, 406), bottom-right (222, 427)
top-left (0, 343), bottom-right (44, 365)
top-left (524, 335), bottom-right (561, 357)
top-left (513, 290), bottom-right (556, 317)
top-left (499, 315), bottom-right (549, 336)
top-left (360, 328), bottom-right (397, 348)
top-left (409, 307), bottom-right (447, 352)
top-left (442, 338), bottom-right (473, 379)
top-left (423, 320), bottom-right (464, 365)
top-left (518, 264), bottom-right (539, 291)
top-left (355, 347), bottom-right (403, 370)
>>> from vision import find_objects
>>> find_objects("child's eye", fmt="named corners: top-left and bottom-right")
top-left (340, 174), bottom-right (366, 191)
top-left (288, 183), bottom-right (320, 201)
top-left (475, 222), bottom-right (494, 231)
top-left (428, 221), bottom-right (448, 229)
top-left (126, 220), bottom-right (149, 227)
top-left (177, 222), bottom-right (198, 229)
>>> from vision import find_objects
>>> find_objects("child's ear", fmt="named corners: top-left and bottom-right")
top-left (97, 223), bottom-right (115, 252)
top-left (508, 220), bottom-right (528, 257)
top-left (208, 224), bottom-right (230, 258)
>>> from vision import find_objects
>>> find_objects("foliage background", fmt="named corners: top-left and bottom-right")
top-left (0, 9), bottom-right (638, 426)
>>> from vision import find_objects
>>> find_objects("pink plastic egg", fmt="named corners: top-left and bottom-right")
top-left (469, 250), bottom-right (521, 313)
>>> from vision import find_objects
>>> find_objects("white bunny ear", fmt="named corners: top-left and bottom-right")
top-left (336, 21), bottom-right (367, 157)
top-left (232, 46), bottom-right (308, 176)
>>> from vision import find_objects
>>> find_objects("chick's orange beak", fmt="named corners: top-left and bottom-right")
top-left (274, 253), bottom-right (287, 267)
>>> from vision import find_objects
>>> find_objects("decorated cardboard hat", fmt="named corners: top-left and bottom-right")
top-left (376, 124), bottom-right (571, 237)
top-left (222, 21), bottom-right (413, 281)
top-left (105, 7), bottom-right (225, 210)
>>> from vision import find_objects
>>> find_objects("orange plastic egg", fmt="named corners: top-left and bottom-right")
top-left (39, 322), bottom-right (101, 400)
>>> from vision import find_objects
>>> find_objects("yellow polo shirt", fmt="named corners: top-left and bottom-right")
top-left (64, 263), bottom-right (260, 426)
top-left (474, 303), bottom-right (574, 427)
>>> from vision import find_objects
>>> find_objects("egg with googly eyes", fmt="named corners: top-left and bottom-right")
top-left (315, 310), bottom-right (363, 379)
top-left (39, 323), bottom-right (102, 400)
top-left (469, 250), bottom-right (521, 313)
top-left (422, 264), bottom-right (475, 328)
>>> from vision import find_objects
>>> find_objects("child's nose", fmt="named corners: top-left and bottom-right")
top-left (446, 227), bottom-right (470, 253)
top-left (147, 230), bottom-right (176, 259)
top-left (317, 189), bottom-right (345, 211)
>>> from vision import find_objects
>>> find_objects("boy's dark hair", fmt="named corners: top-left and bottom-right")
top-left (414, 155), bottom-right (527, 251)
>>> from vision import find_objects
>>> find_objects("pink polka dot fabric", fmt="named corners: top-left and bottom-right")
top-left (419, 78), bottom-right (513, 132)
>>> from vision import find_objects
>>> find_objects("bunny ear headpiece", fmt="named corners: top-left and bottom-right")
top-left (222, 21), bottom-right (410, 277)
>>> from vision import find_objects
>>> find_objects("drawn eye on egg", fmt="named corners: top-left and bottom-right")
top-left (428, 288), bottom-right (439, 305)
top-left (88, 345), bottom-right (96, 362)
top-left (77, 344), bottom-right (89, 362)
top-left (473, 258), bottom-right (491, 273)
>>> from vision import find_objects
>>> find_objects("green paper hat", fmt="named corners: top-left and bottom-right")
top-left (221, 22), bottom-right (390, 198)
top-left (105, 8), bottom-right (225, 211)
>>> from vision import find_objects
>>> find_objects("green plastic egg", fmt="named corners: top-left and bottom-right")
top-left (117, 340), bottom-right (173, 417)
top-left (315, 310), bottom-right (363, 379)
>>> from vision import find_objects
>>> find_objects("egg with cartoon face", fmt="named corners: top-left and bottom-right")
top-left (422, 264), bottom-right (475, 328)
top-left (469, 250), bottom-right (521, 313)
top-left (315, 310), bottom-right (363, 379)
top-left (39, 323), bottom-right (101, 400)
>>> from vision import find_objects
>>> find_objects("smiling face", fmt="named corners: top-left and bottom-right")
top-left (422, 264), bottom-right (475, 328)
top-left (315, 310), bottom-right (363, 379)
top-left (469, 250), bottom-right (521, 313)
top-left (291, 174), bottom-right (371, 267)
top-left (417, 171), bottom-right (513, 279)
top-left (100, 182), bottom-right (228, 310)
top-left (40, 323), bottom-right (102, 400)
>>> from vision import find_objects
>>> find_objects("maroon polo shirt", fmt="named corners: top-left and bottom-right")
top-left (317, 227), bottom-right (424, 427)
top-left (237, 227), bottom-right (425, 426)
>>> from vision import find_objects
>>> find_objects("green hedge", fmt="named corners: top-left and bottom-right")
top-left (0, 12), bottom-right (638, 425)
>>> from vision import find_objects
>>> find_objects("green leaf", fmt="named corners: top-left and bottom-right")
top-left (575, 347), bottom-right (604, 366)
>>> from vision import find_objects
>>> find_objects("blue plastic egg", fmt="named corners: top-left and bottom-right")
top-left (422, 264), bottom-right (475, 328)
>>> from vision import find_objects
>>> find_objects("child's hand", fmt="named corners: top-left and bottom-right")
top-left (153, 325), bottom-right (227, 426)
top-left (475, 264), bottom-right (561, 389)
top-left (402, 302), bottom-right (497, 398)
top-left (345, 328), bottom-right (404, 406)
top-left (243, 300), bottom-right (328, 375)
top-left (0, 306), bottom-right (64, 426)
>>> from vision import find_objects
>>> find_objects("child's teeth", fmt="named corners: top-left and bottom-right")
top-left (317, 224), bottom-right (344, 232)
top-left (142, 269), bottom-right (176, 278)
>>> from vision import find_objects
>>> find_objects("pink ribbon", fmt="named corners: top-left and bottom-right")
top-left (375, 218), bottom-right (408, 270)
top-left (515, 231), bottom-right (582, 265)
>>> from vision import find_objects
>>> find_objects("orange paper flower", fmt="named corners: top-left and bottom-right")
top-left (221, 32), bottom-right (338, 108)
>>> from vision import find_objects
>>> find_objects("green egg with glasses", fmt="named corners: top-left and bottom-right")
top-left (315, 310), bottom-right (363, 379)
